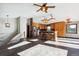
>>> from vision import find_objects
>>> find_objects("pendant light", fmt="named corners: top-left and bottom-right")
top-left (5, 15), bottom-right (10, 27)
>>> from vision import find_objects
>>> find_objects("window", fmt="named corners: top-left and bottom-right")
top-left (66, 24), bottom-right (77, 34)
top-left (47, 26), bottom-right (51, 32)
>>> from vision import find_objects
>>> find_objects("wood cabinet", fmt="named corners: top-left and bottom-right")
top-left (32, 22), bottom-right (47, 29)
top-left (39, 24), bottom-right (46, 29)
top-left (32, 21), bottom-right (65, 37)
top-left (51, 23), bottom-right (55, 30)
top-left (32, 22), bottom-right (40, 28)
top-left (39, 32), bottom-right (55, 40)
top-left (54, 22), bottom-right (65, 37)
top-left (39, 22), bottom-right (65, 37)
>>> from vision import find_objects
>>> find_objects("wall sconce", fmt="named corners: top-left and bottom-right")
top-left (5, 15), bottom-right (10, 28)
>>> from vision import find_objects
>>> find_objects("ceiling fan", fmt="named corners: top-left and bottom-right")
top-left (33, 3), bottom-right (55, 13)
top-left (41, 14), bottom-right (55, 23)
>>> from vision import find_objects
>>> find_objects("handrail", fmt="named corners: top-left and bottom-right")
top-left (8, 32), bottom-right (25, 44)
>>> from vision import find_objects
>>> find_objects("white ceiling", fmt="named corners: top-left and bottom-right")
top-left (0, 3), bottom-right (79, 22)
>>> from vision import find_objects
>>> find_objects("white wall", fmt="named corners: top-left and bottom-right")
top-left (0, 18), bottom-right (17, 34)
top-left (65, 21), bottom-right (79, 38)
top-left (19, 17), bottom-right (27, 38)
top-left (16, 16), bottom-right (27, 38)
top-left (0, 17), bottom-right (18, 44)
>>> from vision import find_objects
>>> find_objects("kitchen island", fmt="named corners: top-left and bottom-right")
top-left (39, 31), bottom-right (57, 41)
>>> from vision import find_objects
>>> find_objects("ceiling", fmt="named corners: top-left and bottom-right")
top-left (0, 3), bottom-right (79, 22)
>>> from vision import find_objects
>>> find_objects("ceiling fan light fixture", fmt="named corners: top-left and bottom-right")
top-left (42, 19), bottom-right (48, 23)
top-left (33, 3), bottom-right (55, 13)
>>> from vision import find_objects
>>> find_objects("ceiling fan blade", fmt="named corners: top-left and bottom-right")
top-left (48, 18), bottom-right (55, 21)
top-left (42, 3), bottom-right (47, 6)
top-left (37, 9), bottom-right (41, 12)
top-left (47, 6), bottom-right (56, 8)
top-left (51, 18), bottom-right (55, 20)
top-left (33, 4), bottom-right (41, 7)
top-left (48, 14), bottom-right (55, 20)
top-left (36, 7), bottom-right (43, 12)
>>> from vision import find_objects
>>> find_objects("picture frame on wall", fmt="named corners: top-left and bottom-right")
top-left (66, 24), bottom-right (77, 34)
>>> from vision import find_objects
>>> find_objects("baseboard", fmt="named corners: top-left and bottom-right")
top-left (59, 36), bottom-right (79, 39)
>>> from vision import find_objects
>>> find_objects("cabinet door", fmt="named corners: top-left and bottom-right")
top-left (55, 22), bottom-right (65, 37)
top-left (54, 23), bottom-right (59, 36)
top-left (51, 23), bottom-right (55, 30)
top-left (58, 22), bottom-right (65, 36)
top-left (39, 24), bottom-right (45, 29)
top-left (55, 23), bottom-right (59, 31)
